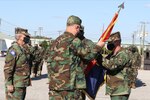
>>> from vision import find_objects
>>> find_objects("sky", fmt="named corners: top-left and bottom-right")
top-left (0, 0), bottom-right (150, 44)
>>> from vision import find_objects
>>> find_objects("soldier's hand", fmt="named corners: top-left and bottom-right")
top-left (97, 39), bottom-right (105, 48)
top-left (7, 85), bottom-right (14, 93)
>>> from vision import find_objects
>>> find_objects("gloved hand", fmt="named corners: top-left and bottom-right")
top-left (96, 52), bottom-right (103, 65)
top-left (77, 30), bottom-right (85, 40)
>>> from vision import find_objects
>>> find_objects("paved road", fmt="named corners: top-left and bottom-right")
top-left (0, 57), bottom-right (150, 100)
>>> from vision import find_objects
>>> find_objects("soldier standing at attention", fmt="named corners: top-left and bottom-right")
top-left (32, 44), bottom-right (41, 77)
top-left (102, 32), bottom-right (132, 100)
top-left (4, 27), bottom-right (31, 100)
top-left (127, 45), bottom-right (141, 89)
top-left (37, 43), bottom-right (45, 76)
top-left (47, 15), bottom-right (105, 100)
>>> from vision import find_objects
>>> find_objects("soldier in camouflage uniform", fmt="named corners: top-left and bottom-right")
top-left (4, 27), bottom-right (31, 100)
top-left (37, 43), bottom-right (45, 76)
top-left (32, 44), bottom-right (41, 77)
top-left (127, 45), bottom-right (141, 89)
top-left (47, 15), bottom-right (105, 100)
top-left (76, 25), bottom-right (96, 99)
top-left (101, 32), bottom-right (132, 100)
top-left (22, 37), bottom-right (35, 75)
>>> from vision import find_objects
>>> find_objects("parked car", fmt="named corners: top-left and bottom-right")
top-left (0, 50), bottom-right (7, 57)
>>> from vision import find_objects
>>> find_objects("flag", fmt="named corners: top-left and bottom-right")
top-left (100, 12), bottom-right (118, 42)
top-left (85, 3), bottom-right (124, 99)
top-left (85, 13), bottom-right (119, 99)
top-left (85, 64), bottom-right (105, 99)
top-left (100, 2), bottom-right (124, 42)
top-left (84, 59), bottom-right (97, 75)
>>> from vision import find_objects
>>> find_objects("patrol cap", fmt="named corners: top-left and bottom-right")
top-left (15, 27), bottom-right (30, 37)
top-left (107, 31), bottom-right (121, 42)
top-left (67, 15), bottom-right (82, 26)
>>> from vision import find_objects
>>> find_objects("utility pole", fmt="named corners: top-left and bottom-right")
top-left (140, 22), bottom-right (149, 69)
top-left (39, 27), bottom-right (43, 36)
top-left (140, 36), bottom-right (142, 55)
top-left (34, 31), bottom-right (37, 45)
top-left (58, 30), bottom-right (62, 36)
top-left (38, 27), bottom-right (43, 44)
top-left (132, 31), bottom-right (136, 45)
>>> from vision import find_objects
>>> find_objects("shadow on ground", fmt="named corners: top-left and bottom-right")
top-left (31, 74), bottom-right (48, 80)
top-left (136, 78), bottom-right (146, 88)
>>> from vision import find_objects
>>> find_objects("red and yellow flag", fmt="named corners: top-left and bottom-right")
top-left (84, 3), bottom-right (124, 99)
top-left (100, 2), bottom-right (124, 42)
top-left (100, 12), bottom-right (118, 42)
top-left (85, 12), bottom-right (119, 75)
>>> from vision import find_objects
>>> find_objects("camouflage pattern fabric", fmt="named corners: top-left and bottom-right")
top-left (110, 95), bottom-right (130, 100)
top-left (47, 32), bottom-right (102, 99)
top-left (23, 44), bottom-right (34, 74)
top-left (33, 46), bottom-right (42, 62)
top-left (49, 89), bottom-right (82, 100)
top-left (37, 47), bottom-right (45, 75)
top-left (4, 42), bottom-right (31, 87)
top-left (102, 48), bottom-right (132, 96)
top-left (32, 45), bottom-right (42, 76)
top-left (4, 42), bottom-right (31, 100)
top-left (75, 38), bottom-right (97, 89)
top-left (5, 87), bottom-right (26, 100)
top-left (127, 45), bottom-right (141, 88)
top-left (67, 15), bottom-right (82, 26)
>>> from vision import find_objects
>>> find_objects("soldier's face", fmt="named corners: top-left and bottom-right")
top-left (75, 24), bottom-right (81, 35)
top-left (20, 34), bottom-right (26, 45)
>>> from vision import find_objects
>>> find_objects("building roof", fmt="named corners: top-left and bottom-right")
top-left (0, 32), bottom-right (15, 40)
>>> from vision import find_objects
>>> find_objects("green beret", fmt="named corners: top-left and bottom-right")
top-left (15, 27), bottom-right (30, 37)
top-left (67, 15), bottom-right (82, 26)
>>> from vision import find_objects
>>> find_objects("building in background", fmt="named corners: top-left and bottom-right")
top-left (0, 32), bottom-right (15, 56)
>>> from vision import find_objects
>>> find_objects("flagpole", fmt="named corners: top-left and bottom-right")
top-left (100, 2), bottom-right (124, 42)
top-left (85, 3), bottom-right (125, 99)
top-left (118, 2), bottom-right (124, 14)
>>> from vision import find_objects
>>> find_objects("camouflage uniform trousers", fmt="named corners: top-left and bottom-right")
top-left (5, 87), bottom-right (26, 100)
top-left (37, 60), bottom-right (44, 75)
top-left (110, 94), bottom-right (130, 100)
top-left (131, 68), bottom-right (138, 83)
top-left (129, 68), bottom-right (138, 88)
top-left (32, 61), bottom-right (41, 76)
top-left (49, 89), bottom-right (83, 100)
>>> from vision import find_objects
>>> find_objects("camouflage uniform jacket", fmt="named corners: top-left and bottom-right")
top-left (39, 47), bottom-right (45, 60)
top-left (47, 32), bottom-right (101, 90)
top-left (33, 47), bottom-right (42, 62)
top-left (79, 38), bottom-right (96, 69)
top-left (127, 48), bottom-right (141, 84)
top-left (4, 42), bottom-right (31, 87)
top-left (102, 48), bottom-right (132, 96)
top-left (131, 52), bottom-right (141, 69)
top-left (76, 38), bottom-right (98, 88)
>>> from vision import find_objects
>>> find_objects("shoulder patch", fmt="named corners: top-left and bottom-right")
top-left (10, 50), bottom-right (16, 56)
